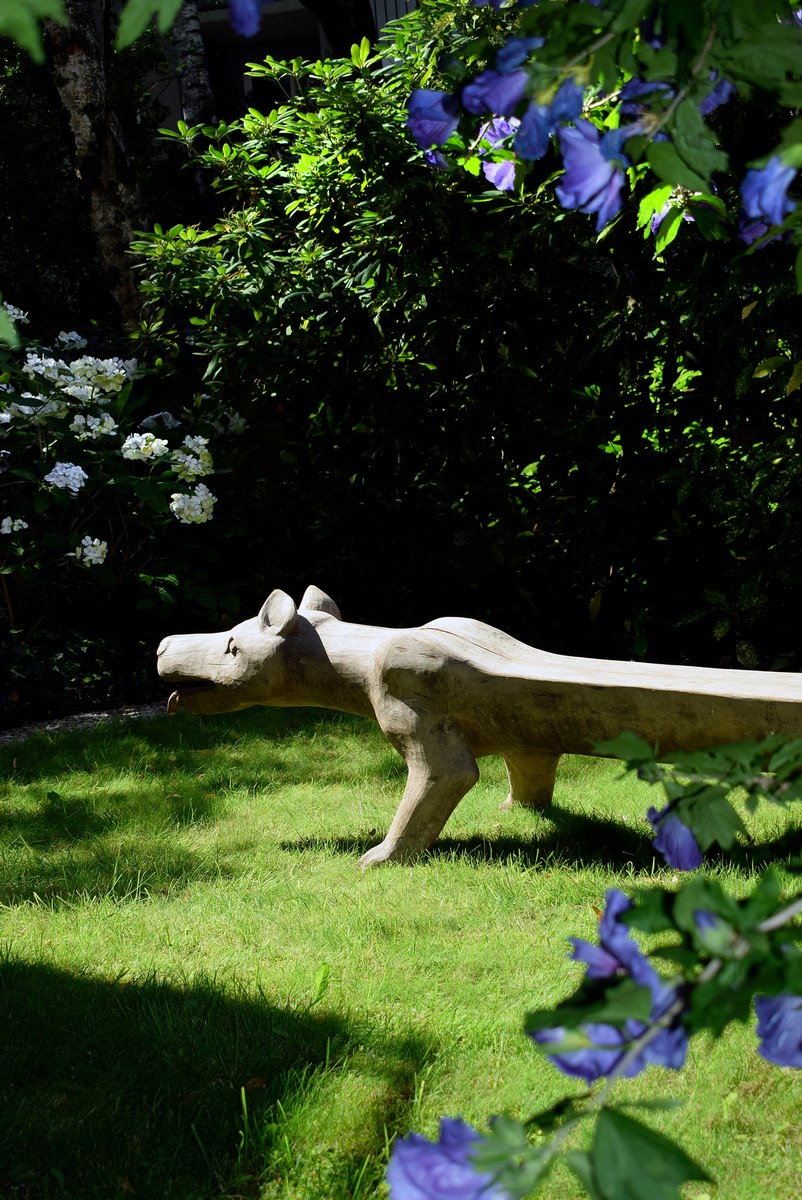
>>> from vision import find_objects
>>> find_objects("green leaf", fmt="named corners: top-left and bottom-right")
top-left (0, 304), bottom-right (19, 348)
top-left (0, 0), bottom-right (66, 62)
top-left (680, 788), bottom-right (746, 850)
top-left (593, 731), bottom-right (655, 764)
top-left (591, 1108), bottom-right (711, 1200)
top-left (647, 142), bottom-right (708, 192)
top-left (350, 36), bottom-right (371, 68)
top-left (671, 100), bottom-right (728, 180)
top-left (566, 1151), bottom-right (606, 1200)
top-left (654, 206), bottom-right (684, 254)
top-left (526, 978), bottom-right (654, 1036)
top-left (116, 0), bottom-right (183, 49)
top-left (753, 356), bottom-right (788, 378)
top-left (636, 184), bottom-right (672, 232)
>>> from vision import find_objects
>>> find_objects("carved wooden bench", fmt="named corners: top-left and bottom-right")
top-left (157, 586), bottom-right (802, 865)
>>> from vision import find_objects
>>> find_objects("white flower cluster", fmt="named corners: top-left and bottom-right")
top-left (6, 396), bottom-right (70, 423)
top-left (73, 535), bottom-right (108, 565)
top-left (1, 516), bottom-right (28, 534)
top-left (3, 302), bottom-right (29, 325)
top-left (22, 351), bottom-right (137, 401)
top-left (70, 412), bottom-right (119, 440)
top-left (56, 331), bottom-right (88, 350)
top-left (121, 432), bottom-right (170, 461)
top-left (171, 434), bottom-right (213, 482)
top-left (170, 482), bottom-right (217, 524)
top-left (44, 461), bottom-right (88, 493)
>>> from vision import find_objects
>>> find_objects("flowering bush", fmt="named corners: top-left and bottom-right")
top-left (0, 303), bottom-right (248, 717)
top-left (388, 735), bottom-right (802, 1199)
top-left (405, 0), bottom-right (802, 265)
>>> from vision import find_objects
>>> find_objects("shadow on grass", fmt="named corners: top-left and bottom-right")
top-left (0, 956), bottom-right (432, 1200)
top-left (283, 803), bottom-right (802, 873)
top-left (0, 708), bottom-right (373, 783)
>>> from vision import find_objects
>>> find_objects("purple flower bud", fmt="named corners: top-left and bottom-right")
top-left (755, 994), bottom-right (802, 1068)
top-left (424, 149), bottom-right (451, 170)
top-left (647, 804), bottom-right (704, 870)
top-left (228, 0), bottom-right (260, 37)
top-left (407, 90), bottom-right (462, 148)
top-left (387, 1118), bottom-right (512, 1199)
top-left (462, 69), bottom-right (529, 117)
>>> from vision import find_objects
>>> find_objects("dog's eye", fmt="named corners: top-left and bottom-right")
top-left (225, 638), bottom-right (238, 657)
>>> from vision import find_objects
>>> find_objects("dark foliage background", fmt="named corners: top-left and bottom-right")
top-left (2, 1), bottom-right (802, 723)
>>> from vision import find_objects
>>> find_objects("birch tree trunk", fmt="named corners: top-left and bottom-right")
top-left (44, 0), bottom-right (144, 323)
top-left (171, 0), bottom-right (215, 127)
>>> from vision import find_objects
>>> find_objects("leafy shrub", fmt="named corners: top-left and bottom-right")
top-left (0, 307), bottom-right (248, 722)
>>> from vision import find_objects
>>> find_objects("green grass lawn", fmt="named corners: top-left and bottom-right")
top-left (1, 707), bottom-right (801, 1199)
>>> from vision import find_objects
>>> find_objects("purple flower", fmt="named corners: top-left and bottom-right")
top-left (531, 890), bottom-right (688, 1082)
top-left (648, 804), bottom-right (704, 870)
top-left (387, 1118), bottom-right (511, 1199)
top-left (514, 81), bottom-right (583, 161)
top-left (741, 156), bottom-right (797, 228)
top-left (532, 1010), bottom-right (687, 1084)
top-left (480, 118), bottom-right (520, 191)
top-left (462, 69), bottom-right (529, 117)
top-left (699, 73), bottom-right (736, 116)
top-left (496, 37), bottom-right (544, 74)
top-left (555, 119), bottom-right (627, 230)
top-left (424, 149), bottom-right (451, 171)
top-left (515, 104), bottom-right (551, 160)
top-left (570, 889), bottom-right (654, 983)
top-left (755, 995), bottom-right (802, 1068)
top-left (619, 78), bottom-right (674, 118)
top-left (550, 79), bottom-right (584, 124)
top-left (228, 0), bottom-right (260, 37)
top-left (407, 90), bottom-right (462, 148)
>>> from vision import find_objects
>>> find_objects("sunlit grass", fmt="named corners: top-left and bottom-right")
top-left (1, 708), bottom-right (801, 1198)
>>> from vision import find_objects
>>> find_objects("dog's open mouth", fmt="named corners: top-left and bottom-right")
top-left (166, 681), bottom-right (216, 715)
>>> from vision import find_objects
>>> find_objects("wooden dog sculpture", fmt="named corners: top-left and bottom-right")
top-left (157, 586), bottom-right (802, 866)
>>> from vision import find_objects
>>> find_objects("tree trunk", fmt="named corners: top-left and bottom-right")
top-left (44, 0), bottom-right (144, 324)
top-left (299, 0), bottom-right (378, 56)
top-left (171, 0), bottom-right (216, 127)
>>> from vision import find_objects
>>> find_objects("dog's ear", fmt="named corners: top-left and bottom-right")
top-left (258, 590), bottom-right (299, 636)
top-left (299, 585), bottom-right (342, 620)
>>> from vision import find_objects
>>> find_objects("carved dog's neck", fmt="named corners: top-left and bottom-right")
top-left (274, 613), bottom-right (392, 718)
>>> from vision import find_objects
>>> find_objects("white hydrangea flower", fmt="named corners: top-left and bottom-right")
top-left (3, 302), bottom-right (29, 324)
top-left (23, 352), bottom-right (70, 384)
top-left (140, 410), bottom-right (182, 431)
top-left (227, 411), bottom-right (247, 434)
top-left (1, 516), bottom-right (28, 534)
top-left (169, 482), bottom-right (217, 524)
top-left (70, 412), bottom-right (119, 440)
top-left (172, 435), bottom-right (213, 481)
top-left (73, 535), bottom-right (108, 565)
top-left (9, 397), bottom-right (69, 422)
top-left (44, 462), bottom-right (88, 493)
top-left (68, 355), bottom-right (138, 395)
top-left (61, 383), bottom-right (95, 403)
top-left (121, 432), bottom-right (170, 461)
top-left (56, 331), bottom-right (88, 350)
